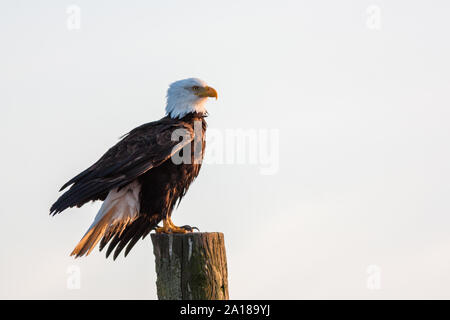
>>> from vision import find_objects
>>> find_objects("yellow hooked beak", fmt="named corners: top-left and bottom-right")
top-left (196, 86), bottom-right (218, 100)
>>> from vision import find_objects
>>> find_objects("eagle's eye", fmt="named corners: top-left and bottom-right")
top-left (192, 86), bottom-right (200, 91)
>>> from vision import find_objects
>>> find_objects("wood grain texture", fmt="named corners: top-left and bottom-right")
top-left (151, 232), bottom-right (229, 300)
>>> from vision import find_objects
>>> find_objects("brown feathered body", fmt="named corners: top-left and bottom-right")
top-left (50, 113), bottom-right (207, 259)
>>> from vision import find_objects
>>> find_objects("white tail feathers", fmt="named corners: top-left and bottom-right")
top-left (71, 181), bottom-right (141, 257)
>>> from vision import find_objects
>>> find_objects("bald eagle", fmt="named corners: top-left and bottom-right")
top-left (50, 78), bottom-right (218, 259)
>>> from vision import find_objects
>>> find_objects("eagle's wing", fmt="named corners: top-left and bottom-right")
top-left (50, 118), bottom-right (194, 216)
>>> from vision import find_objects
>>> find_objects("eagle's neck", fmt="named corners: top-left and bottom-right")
top-left (165, 96), bottom-right (208, 119)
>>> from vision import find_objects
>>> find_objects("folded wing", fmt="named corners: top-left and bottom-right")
top-left (50, 118), bottom-right (194, 216)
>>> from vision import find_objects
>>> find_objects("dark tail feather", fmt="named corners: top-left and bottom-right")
top-left (101, 216), bottom-right (157, 260)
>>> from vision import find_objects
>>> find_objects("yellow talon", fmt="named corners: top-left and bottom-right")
top-left (155, 218), bottom-right (189, 234)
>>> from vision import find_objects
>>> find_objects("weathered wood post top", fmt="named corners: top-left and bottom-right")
top-left (151, 232), bottom-right (229, 300)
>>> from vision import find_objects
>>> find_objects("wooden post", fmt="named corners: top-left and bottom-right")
top-left (151, 232), bottom-right (229, 300)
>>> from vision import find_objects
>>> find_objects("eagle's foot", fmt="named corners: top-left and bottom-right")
top-left (155, 218), bottom-right (195, 234)
top-left (155, 225), bottom-right (187, 234)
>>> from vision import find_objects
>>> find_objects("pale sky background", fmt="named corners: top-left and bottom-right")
top-left (1, 0), bottom-right (450, 299)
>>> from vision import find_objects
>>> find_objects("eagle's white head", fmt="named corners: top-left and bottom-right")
top-left (165, 78), bottom-right (218, 119)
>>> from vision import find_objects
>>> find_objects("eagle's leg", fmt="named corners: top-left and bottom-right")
top-left (155, 217), bottom-right (189, 234)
